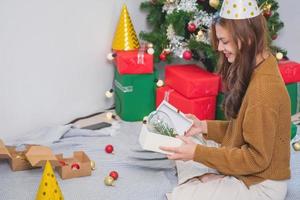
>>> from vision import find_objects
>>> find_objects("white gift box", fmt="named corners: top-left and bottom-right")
top-left (139, 100), bottom-right (193, 154)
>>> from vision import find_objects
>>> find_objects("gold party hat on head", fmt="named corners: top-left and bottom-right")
top-left (112, 4), bottom-right (140, 51)
top-left (220, 0), bottom-right (261, 19)
top-left (36, 161), bottom-right (64, 200)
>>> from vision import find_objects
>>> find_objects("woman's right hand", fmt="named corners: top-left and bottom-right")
top-left (185, 114), bottom-right (207, 136)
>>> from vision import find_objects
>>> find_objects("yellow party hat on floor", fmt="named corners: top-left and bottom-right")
top-left (36, 161), bottom-right (64, 200)
top-left (112, 4), bottom-right (140, 51)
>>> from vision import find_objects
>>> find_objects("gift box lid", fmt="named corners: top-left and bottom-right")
top-left (165, 64), bottom-right (220, 98)
top-left (25, 146), bottom-right (59, 167)
top-left (156, 100), bottom-right (193, 135)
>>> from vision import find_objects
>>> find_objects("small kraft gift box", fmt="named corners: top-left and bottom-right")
top-left (139, 100), bottom-right (193, 154)
top-left (0, 140), bottom-right (59, 171)
top-left (55, 151), bottom-right (92, 180)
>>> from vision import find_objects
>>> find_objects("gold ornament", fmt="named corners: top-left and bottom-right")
top-left (112, 4), bottom-right (140, 51)
top-left (196, 30), bottom-right (204, 41)
top-left (104, 176), bottom-right (114, 186)
top-left (293, 142), bottom-right (300, 151)
top-left (90, 160), bottom-right (96, 170)
top-left (147, 43), bottom-right (153, 48)
top-left (209, 0), bottom-right (220, 9)
top-left (276, 52), bottom-right (283, 60)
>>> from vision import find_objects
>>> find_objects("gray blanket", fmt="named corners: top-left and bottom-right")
top-left (0, 120), bottom-right (299, 200)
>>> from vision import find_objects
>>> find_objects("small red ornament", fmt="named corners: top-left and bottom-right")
top-left (272, 34), bottom-right (278, 40)
top-left (187, 23), bottom-right (197, 33)
top-left (159, 53), bottom-right (167, 61)
top-left (183, 50), bottom-right (192, 60)
top-left (109, 171), bottom-right (119, 180)
top-left (263, 10), bottom-right (272, 18)
top-left (71, 163), bottom-right (80, 170)
top-left (105, 144), bottom-right (114, 154)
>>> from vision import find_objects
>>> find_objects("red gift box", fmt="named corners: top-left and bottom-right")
top-left (156, 86), bottom-right (216, 120)
top-left (278, 60), bottom-right (300, 84)
top-left (165, 64), bottom-right (220, 98)
top-left (115, 50), bottom-right (153, 74)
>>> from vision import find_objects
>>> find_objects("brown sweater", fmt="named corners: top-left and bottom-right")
top-left (193, 55), bottom-right (291, 187)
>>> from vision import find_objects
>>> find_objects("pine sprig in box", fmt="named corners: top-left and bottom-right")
top-left (139, 101), bottom-right (193, 154)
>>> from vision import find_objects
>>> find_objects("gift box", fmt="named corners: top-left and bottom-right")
top-left (279, 60), bottom-right (300, 84)
top-left (156, 86), bottom-right (216, 120)
top-left (55, 151), bottom-right (92, 180)
top-left (139, 101), bottom-right (193, 154)
top-left (286, 83), bottom-right (298, 115)
top-left (114, 69), bottom-right (157, 121)
top-left (0, 140), bottom-right (59, 171)
top-left (165, 64), bottom-right (220, 98)
top-left (115, 50), bottom-right (153, 74)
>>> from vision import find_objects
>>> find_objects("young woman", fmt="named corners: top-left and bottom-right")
top-left (160, 1), bottom-right (291, 199)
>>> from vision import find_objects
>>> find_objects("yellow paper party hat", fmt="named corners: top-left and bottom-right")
top-left (36, 161), bottom-right (64, 200)
top-left (220, 0), bottom-right (261, 19)
top-left (112, 4), bottom-right (140, 51)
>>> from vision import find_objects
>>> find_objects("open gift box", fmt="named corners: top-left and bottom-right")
top-left (55, 151), bottom-right (92, 180)
top-left (139, 101), bottom-right (193, 154)
top-left (0, 140), bottom-right (59, 171)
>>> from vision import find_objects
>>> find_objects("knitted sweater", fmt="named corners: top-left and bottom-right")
top-left (193, 55), bottom-right (291, 187)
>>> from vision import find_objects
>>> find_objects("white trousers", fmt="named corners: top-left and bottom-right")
top-left (167, 135), bottom-right (288, 200)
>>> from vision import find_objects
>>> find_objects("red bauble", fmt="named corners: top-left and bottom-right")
top-left (187, 23), bottom-right (197, 33)
top-left (263, 10), bottom-right (272, 18)
top-left (159, 53), bottom-right (167, 61)
top-left (272, 34), bottom-right (278, 40)
top-left (183, 50), bottom-right (192, 60)
top-left (105, 144), bottom-right (114, 154)
top-left (109, 171), bottom-right (119, 180)
top-left (71, 163), bottom-right (80, 170)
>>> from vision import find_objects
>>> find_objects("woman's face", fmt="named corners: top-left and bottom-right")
top-left (215, 24), bottom-right (238, 63)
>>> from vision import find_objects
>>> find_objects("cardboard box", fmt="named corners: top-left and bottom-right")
top-left (25, 146), bottom-right (59, 168)
top-left (139, 101), bottom-right (193, 154)
top-left (55, 151), bottom-right (91, 179)
top-left (1, 140), bottom-right (59, 171)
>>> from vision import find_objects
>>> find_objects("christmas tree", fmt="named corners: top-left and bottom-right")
top-left (139, 0), bottom-right (286, 71)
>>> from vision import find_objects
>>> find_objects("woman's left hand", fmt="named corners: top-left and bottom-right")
top-left (160, 136), bottom-right (197, 161)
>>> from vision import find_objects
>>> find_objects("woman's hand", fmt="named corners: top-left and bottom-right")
top-left (185, 114), bottom-right (207, 136)
top-left (160, 136), bottom-right (197, 161)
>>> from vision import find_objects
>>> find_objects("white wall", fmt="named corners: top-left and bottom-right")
top-left (0, 0), bottom-right (147, 139)
top-left (276, 0), bottom-right (300, 62)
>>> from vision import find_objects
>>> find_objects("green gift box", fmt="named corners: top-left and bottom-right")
top-left (114, 70), bottom-right (157, 121)
top-left (216, 92), bottom-right (225, 120)
top-left (286, 83), bottom-right (298, 115)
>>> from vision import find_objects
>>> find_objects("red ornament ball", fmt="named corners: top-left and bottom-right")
top-left (71, 163), bottom-right (80, 170)
top-left (263, 10), bottom-right (272, 18)
top-left (183, 50), bottom-right (192, 60)
top-left (109, 171), bottom-right (119, 180)
top-left (159, 53), bottom-right (167, 61)
top-left (105, 144), bottom-right (114, 154)
top-left (272, 34), bottom-right (278, 40)
top-left (187, 23), bottom-right (197, 33)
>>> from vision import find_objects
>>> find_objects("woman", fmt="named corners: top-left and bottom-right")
top-left (160, 1), bottom-right (291, 199)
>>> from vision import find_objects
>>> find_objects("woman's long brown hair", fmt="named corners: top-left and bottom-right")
top-left (210, 14), bottom-right (270, 119)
